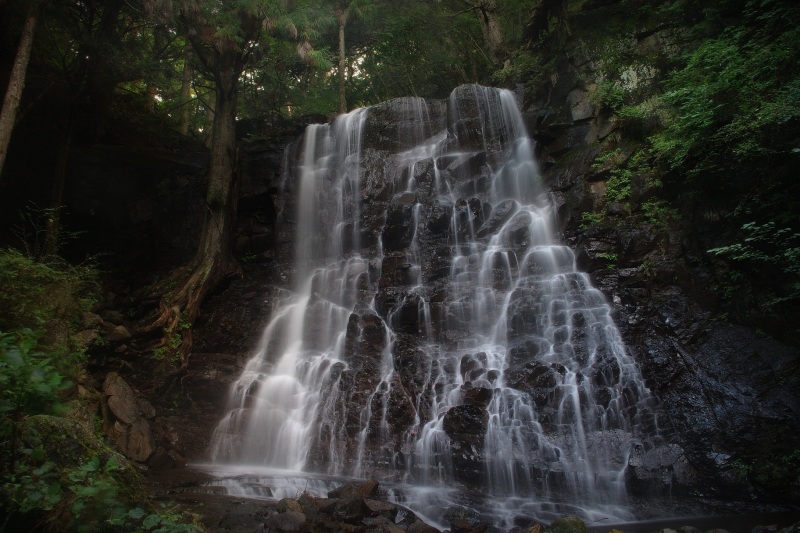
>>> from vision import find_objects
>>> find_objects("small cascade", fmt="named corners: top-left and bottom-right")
top-left (210, 109), bottom-right (369, 468)
top-left (209, 84), bottom-right (660, 527)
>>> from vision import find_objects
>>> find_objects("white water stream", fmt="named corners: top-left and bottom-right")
top-left (207, 85), bottom-right (660, 528)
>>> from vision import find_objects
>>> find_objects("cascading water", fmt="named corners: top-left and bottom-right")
top-left (208, 85), bottom-right (660, 528)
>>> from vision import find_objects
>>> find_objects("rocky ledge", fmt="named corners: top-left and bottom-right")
top-left (144, 473), bottom-right (800, 533)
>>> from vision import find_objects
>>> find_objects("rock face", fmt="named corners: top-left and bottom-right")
top-left (103, 371), bottom-right (156, 462)
top-left (102, 371), bottom-right (186, 468)
top-left (523, 7), bottom-right (800, 507)
top-left (207, 84), bottom-right (672, 524)
top-left (197, 80), bottom-right (800, 521)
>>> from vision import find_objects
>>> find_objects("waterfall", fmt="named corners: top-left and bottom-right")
top-left (209, 85), bottom-right (660, 527)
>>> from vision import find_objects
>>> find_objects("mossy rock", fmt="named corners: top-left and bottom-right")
top-left (547, 516), bottom-right (588, 533)
top-left (19, 414), bottom-right (150, 509)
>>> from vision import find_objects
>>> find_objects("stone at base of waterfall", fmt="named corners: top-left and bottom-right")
top-left (103, 372), bottom-right (156, 462)
top-left (443, 506), bottom-right (490, 533)
top-left (261, 479), bottom-right (441, 533)
top-left (147, 446), bottom-right (186, 469)
top-left (328, 478), bottom-right (380, 500)
top-left (408, 520), bottom-right (441, 533)
top-left (276, 498), bottom-right (303, 513)
top-left (546, 516), bottom-right (587, 533)
top-left (265, 511), bottom-right (306, 532)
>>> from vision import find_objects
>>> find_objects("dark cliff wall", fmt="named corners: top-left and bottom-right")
top-left (522, 1), bottom-right (800, 508)
top-left (6, 1), bottom-right (792, 511)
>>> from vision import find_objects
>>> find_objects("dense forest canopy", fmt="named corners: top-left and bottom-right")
top-left (0, 0), bottom-right (796, 383)
top-left (0, 0), bottom-right (799, 528)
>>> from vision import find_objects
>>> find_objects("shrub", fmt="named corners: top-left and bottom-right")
top-left (0, 248), bottom-right (100, 376)
top-left (0, 331), bottom-right (70, 483)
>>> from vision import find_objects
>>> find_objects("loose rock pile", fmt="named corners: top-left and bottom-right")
top-left (239, 479), bottom-right (800, 533)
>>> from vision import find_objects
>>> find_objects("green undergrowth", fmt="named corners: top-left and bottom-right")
top-left (582, 146), bottom-right (679, 231)
top-left (0, 247), bottom-right (100, 377)
top-left (571, 0), bottom-right (799, 334)
top-left (0, 246), bottom-right (203, 532)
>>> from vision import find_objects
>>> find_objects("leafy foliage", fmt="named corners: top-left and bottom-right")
top-left (0, 248), bottom-right (100, 374)
top-left (649, 0), bottom-right (800, 325)
top-left (709, 222), bottom-right (800, 308)
top-left (0, 331), bottom-right (69, 473)
top-left (2, 450), bottom-right (201, 532)
top-left (651, 8), bottom-right (800, 181)
top-left (566, 0), bottom-right (799, 333)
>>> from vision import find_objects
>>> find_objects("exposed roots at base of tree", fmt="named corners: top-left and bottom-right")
top-left (146, 255), bottom-right (239, 384)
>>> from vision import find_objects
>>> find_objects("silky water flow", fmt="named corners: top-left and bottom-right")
top-left (206, 85), bottom-right (661, 528)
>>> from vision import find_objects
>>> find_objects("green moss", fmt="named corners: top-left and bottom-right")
top-left (19, 415), bottom-right (149, 509)
top-left (0, 248), bottom-right (100, 377)
top-left (547, 515), bottom-right (588, 533)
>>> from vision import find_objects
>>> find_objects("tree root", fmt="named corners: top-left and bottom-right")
top-left (147, 254), bottom-right (239, 371)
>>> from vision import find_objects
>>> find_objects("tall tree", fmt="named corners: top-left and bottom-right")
top-left (0, 2), bottom-right (38, 180)
top-left (144, 0), bottom-right (326, 369)
top-left (459, 0), bottom-right (504, 63)
top-left (38, 0), bottom-right (151, 256)
top-left (177, 43), bottom-right (193, 135)
top-left (334, 0), bottom-right (370, 113)
top-left (336, 2), bottom-right (350, 114)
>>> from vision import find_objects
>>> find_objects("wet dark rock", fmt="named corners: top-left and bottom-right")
top-left (477, 200), bottom-right (518, 238)
top-left (546, 516), bottom-right (586, 533)
top-left (442, 405), bottom-right (488, 447)
top-left (147, 446), bottom-right (186, 469)
top-left (384, 203), bottom-right (417, 252)
top-left (329, 479), bottom-right (380, 500)
top-left (408, 520), bottom-right (442, 533)
top-left (103, 372), bottom-right (156, 462)
top-left (444, 507), bottom-right (488, 533)
top-left (463, 386), bottom-right (493, 406)
top-left (264, 510), bottom-right (306, 531)
top-left (363, 97), bottom-right (446, 152)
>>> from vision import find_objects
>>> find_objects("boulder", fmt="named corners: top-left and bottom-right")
top-left (104, 371), bottom-right (140, 424)
top-left (264, 511), bottom-right (306, 532)
top-left (329, 479), bottom-right (380, 500)
top-left (547, 516), bottom-right (587, 533)
top-left (102, 322), bottom-right (132, 342)
top-left (103, 372), bottom-right (156, 462)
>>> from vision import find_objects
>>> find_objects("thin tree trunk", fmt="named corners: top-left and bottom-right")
top-left (203, 90), bottom-right (215, 148)
top-left (43, 125), bottom-right (74, 258)
top-left (193, 66), bottom-right (238, 272)
top-left (151, 50), bottom-right (240, 369)
top-left (0, 5), bottom-right (38, 180)
top-left (464, 0), bottom-right (503, 64)
top-left (178, 44), bottom-right (193, 135)
top-left (336, 5), bottom-right (349, 114)
top-left (145, 84), bottom-right (158, 113)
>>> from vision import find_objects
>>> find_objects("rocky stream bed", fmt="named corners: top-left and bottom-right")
top-left (142, 468), bottom-right (800, 533)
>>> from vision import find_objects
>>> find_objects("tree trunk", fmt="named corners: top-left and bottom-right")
top-left (0, 5), bottom-right (38, 180)
top-left (193, 65), bottom-right (238, 273)
top-left (468, 0), bottom-right (503, 64)
top-left (203, 90), bottom-right (215, 148)
top-left (145, 84), bottom-right (158, 113)
top-left (43, 125), bottom-right (74, 258)
top-left (336, 5), bottom-right (349, 114)
top-left (178, 44), bottom-right (193, 136)
top-left (151, 48), bottom-right (240, 369)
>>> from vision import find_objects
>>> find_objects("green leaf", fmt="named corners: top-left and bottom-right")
top-left (104, 455), bottom-right (121, 473)
top-left (128, 507), bottom-right (147, 520)
top-left (143, 513), bottom-right (162, 529)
